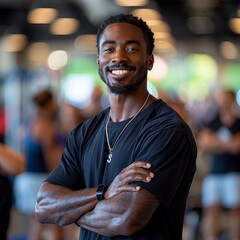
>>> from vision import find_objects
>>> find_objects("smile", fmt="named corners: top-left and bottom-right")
top-left (111, 69), bottom-right (130, 75)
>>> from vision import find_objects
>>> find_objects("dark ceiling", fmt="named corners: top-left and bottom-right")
top-left (157, 0), bottom-right (240, 42)
top-left (0, 0), bottom-right (239, 44)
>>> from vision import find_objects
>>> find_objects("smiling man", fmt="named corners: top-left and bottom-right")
top-left (35, 14), bottom-right (197, 240)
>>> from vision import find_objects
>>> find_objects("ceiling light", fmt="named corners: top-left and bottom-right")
top-left (48, 50), bottom-right (68, 70)
top-left (74, 35), bottom-right (97, 54)
top-left (229, 18), bottom-right (240, 34)
top-left (131, 8), bottom-right (161, 20)
top-left (220, 41), bottom-right (238, 60)
top-left (154, 31), bottom-right (171, 39)
top-left (50, 18), bottom-right (80, 35)
top-left (114, 0), bottom-right (149, 7)
top-left (27, 42), bottom-right (50, 63)
top-left (28, 8), bottom-right (58, 24)
top-left (2, 34), bottom-right (27, 52)
top-left (146, 20), bottom-right (170, 32)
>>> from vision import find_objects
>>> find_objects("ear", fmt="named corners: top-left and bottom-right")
top-left (147, 54), bottom-right (154, 70)
top-left (147, 54), bottom-right (154, 71)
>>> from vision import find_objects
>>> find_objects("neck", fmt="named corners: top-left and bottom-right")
top-left (108, 92), bottom-right (152, 122)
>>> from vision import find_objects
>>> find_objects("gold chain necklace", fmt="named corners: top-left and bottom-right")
top-left (105, 93), bottom-right (150, 163)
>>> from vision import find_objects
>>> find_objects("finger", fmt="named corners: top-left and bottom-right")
top-left (118, 170), bottom-right (154, 185)
top-left (125, 166), bottom-right (154, 179)
top-left (123, 161), bottom-right (152, 171)
top-left (120, 185), bottom-right (141, 192)
top-left (134, 161), bottom-right (152, 168)
top-left (121, 164), bottom-right (153, 178)
top-left (126, 174), bottom-right (153, 182)
top-left (106, 183), bottom-right (141, 198)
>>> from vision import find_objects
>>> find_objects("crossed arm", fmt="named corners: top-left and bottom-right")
top-left (35, 161), bottom-right (159, 237)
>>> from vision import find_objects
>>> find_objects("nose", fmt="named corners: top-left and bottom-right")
top-left (112, 48), bottom-right (128, 63)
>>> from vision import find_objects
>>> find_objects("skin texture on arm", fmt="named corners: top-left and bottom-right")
top-left (35, 161), bottom-right (155, 232)
top-left (35, 182), bottom-right (98, 226)
top-left (76, 161), bottom-right (158, 236)
top-left (0, 142), bottom-right (25, 175)
top-left (78, 188), bottom-right (159, 237)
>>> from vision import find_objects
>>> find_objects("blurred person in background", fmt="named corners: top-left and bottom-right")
top-left (198, 89), bottom-right (240, 240)
top-left (0, 104), bottom-right (5, 143)
top-left (59, 102), bottom-right (85, 136)
top-left (82, 85), bottom-right (106, 118)
top-left (0, 142), bottom-right (25, 240)
top-left (35, 14), bottom-right (197, 240)
top-left (14, 89), bottom-right (67, 240)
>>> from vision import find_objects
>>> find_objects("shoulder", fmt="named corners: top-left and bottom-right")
top-left (146, 99), bottom-right (189, 130)
top-left (143, 100), bottom-right (197, 149)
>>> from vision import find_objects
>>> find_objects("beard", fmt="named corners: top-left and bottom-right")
top-left (98, 64), bottom-right (148, 94)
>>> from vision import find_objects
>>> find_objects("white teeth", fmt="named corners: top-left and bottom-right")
top-left (111, 69), bottom-right (129, 75)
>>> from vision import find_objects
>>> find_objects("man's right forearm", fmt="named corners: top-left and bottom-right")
top-left (35, 182), bottom-right (98, 226)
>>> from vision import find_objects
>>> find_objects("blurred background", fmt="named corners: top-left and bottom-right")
top-left (1, 0), bottom-right (240, 239)
top-left (1, 0), bottom-right (240, 148)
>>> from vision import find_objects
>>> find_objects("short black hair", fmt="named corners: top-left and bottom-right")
top-left (96, 13), bottom-right (154, 55)
top-left (32, 89), bottom-right (53, 108)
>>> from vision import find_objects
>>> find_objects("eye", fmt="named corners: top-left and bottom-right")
top-left (127, 47), bottom-right (136, 52)
top-left (126, 46), bottom-right (139, 52)
top-left (102, 46), bottom-right (114, 53)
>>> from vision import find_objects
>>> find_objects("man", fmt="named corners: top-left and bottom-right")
top-left (199, 89), bottom-right (240, 240)
top-left (0, 143), bottom-right (25, 240)
top-left (35, 14), bottom-right (197, 240)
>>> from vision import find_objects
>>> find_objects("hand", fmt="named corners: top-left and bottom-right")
top-left (105, 161), bottom-right (154, 199)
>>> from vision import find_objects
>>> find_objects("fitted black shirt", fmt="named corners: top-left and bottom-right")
top-left (46, 99), bottom-right (197, 240)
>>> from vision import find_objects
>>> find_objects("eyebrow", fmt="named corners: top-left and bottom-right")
top-left (101, 40), bottom-right (141, 47)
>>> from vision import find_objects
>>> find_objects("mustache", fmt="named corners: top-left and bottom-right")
top-left (107, 63), bottom-right (135, 71)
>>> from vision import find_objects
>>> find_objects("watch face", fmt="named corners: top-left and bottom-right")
top-left (96, 184), bottom-right (108, 201)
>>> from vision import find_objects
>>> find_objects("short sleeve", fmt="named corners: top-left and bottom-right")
top-left (134, 121), bottom-right (197, 206)
top-left (46, 124), bottom-right (85, 190)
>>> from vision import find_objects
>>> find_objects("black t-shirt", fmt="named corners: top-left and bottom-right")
top-left (205, 115), bottom-right (240, 174)
top-left (46, 99), bottom-right (197, 240)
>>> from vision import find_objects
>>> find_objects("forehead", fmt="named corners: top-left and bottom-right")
top-left (99, 22), bottom-right (145, 44)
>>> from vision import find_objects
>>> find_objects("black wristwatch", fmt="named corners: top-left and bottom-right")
top-left (96, 184), bottom-right (108, 201)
